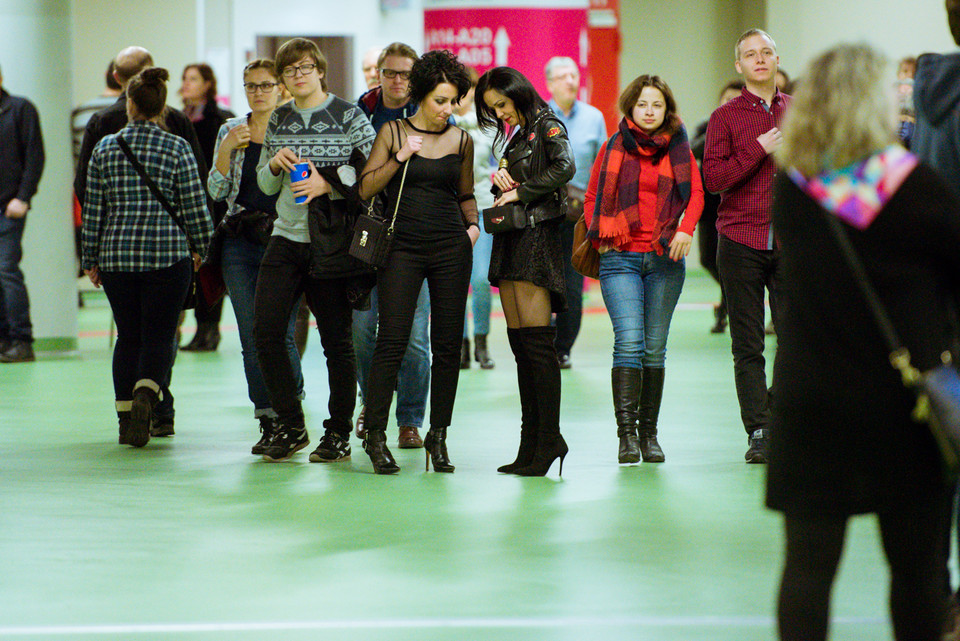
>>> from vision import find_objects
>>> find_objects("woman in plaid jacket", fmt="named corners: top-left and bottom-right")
top-left (82, 67), bottom-right (213, 448)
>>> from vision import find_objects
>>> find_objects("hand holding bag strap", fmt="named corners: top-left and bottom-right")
top-left (117, 135), bottom-right (198, 255)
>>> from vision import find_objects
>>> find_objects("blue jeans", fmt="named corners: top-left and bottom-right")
top-left (0, 214), bottom-right (31, 342)
top-left (353, 283), bottom-right (430, 428)
top-left (222, 237), bottom-right (303, 417)
top-left (599, 250), bottom-right (685, 369)
top-left (464, 223), bottom-right (493, 336)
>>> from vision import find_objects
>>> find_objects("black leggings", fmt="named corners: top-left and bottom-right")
top-left (778, 490), bottom-right (952, 641)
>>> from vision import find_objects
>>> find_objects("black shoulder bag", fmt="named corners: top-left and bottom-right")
top-left (349, 122), bottom-right (411, 268)
top-left (825, 211), bottom-right (960, 479)
top-left (117, 135), bottom-right (200, 309)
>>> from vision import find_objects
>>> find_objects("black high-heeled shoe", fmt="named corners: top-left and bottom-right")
top-left (423, 427), bottom-right (455, 473)
top-left (514, 435), bottom-right (568, 477)
top-left (363, 430), bottom-right (400, 474)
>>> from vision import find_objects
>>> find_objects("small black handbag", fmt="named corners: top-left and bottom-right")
top-left (349, 146), bottom-right (411, 269)
top-left (482, 203), bottom-right (529, 234)
top-left (825, 211), bottom-right (960, 478)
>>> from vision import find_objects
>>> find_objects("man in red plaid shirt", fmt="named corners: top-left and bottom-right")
top-left (703, 29), bottom-right (791, 464)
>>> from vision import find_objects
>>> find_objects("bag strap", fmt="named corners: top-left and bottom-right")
top-left (822, 211), bottom-right (921, 385)
top-left (117, 134), bottom-right (197, 254)
top-left (387, 120), bottom-right (411, 233)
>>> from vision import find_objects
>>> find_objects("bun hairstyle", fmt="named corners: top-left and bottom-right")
top-left (127, 67), bottom-right (169, 119)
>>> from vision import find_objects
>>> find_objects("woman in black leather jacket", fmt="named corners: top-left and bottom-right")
top-left (476, 67), bottom-right (575, 476)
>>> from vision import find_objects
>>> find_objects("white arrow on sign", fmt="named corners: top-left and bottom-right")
top-left (579, 28), bottom-right (588, 68)
top-left (494, 27), bottom-right (510, 66)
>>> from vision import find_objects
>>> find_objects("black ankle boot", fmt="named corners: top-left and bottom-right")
top-left (129, 385), bottom-right (159, 448)
top-left (117, 411), bottom-right (132, 445)
top-left (474, 334), bottom-right (495, 369)
top-left (423, 427), bottom-right (455, 473)
top-left (613, 367), bottom-right (642, 464)
top-left (638, 367), bottom-right (666, 462)
top-left (513, 327), bottom-right (567, 477)
top-left (460, 337), bottom-right (471, 369)
top-left (363, 430), bottom-right (400, 474)
top-left (182, 322), bottom-right (220, 352)
top-left (498, 328), bottom-right (539, 473)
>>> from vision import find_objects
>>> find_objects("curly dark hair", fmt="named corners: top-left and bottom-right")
top-left (407, 49), bottom-right (471, 107)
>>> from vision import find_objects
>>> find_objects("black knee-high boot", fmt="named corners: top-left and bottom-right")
top-left (637, 367), bottom-right (666, 462)
top-left (498, 328), bottom-right (540, 473)
top-left (613, 367), bottom-right (641, 464)
top-left (514, 326), bottom-right (567, 477)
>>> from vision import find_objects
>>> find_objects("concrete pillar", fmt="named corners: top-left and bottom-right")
top-left (0, 0), bottom-right (77, 353)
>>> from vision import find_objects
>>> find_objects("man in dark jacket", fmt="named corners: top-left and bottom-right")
top-left (0, 63), bottom-right (45, 363)
top-left (913, 0), bottom-right (960, 203)
top-left (911, 2), bottom-right (960, 634)
top-left (75, 46), bottom-right (208, 207)
top-left (75, 46), bottom-right (209, 436)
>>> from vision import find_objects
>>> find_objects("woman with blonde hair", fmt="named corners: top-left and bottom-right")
top-left (768, 43), bottom-right (960, 641)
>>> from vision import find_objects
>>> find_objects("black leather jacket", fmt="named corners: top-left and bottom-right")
top-left (500, 107), bottom-right (575, 224)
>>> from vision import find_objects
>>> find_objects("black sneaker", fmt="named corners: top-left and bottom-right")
top-left (262, 423), bottom-right (308, 462)
top-left (745, 429), bottom-right (768, 464)
top-left (150, 417), bottom-right (175, 437)
top-left (309, 430), bottom-right (351, 462)
top-left (252, 416), bottom-right (279, 455)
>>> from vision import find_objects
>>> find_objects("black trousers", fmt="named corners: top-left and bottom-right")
top-left (365, 235), bottom-right (472, 433)
top-left (717, 234), bottom-right (783, 434)
top-left (253, 236), bottom-right (355, 435)
top-left (554, 218), bottom-right (583, 356)
top-left (778, 488), bottom-right (952, 641)
top-left (101, 259), bottom-right (192, 403)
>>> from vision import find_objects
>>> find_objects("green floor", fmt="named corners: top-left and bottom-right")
top-left (1, 272), bottom-right (897, 640)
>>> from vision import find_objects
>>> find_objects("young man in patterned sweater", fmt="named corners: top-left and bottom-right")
top-left (254, 37), bottom-right (376, 462)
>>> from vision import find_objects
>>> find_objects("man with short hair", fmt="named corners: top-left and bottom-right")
top-left (912, 0), bottom-right (960, 629)
top-left (353, 42), bottom-right (431, 450)
top-left (360, 47), bottom-right (382, 91)
top-left (0, 62), bottom-right (45, 363)
top-left (703, 29), bottom-right (791, 463)
top-left (74, 45), bottom-right (210, 434)
top-left (544, 56), bottom-right (607, 369)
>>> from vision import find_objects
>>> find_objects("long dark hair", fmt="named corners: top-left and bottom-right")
top-left (475, 67), bottom-right (547, 149)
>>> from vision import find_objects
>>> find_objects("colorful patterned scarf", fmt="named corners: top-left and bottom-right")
top-left (587, 116), bottom-right (692, 252)
top-left (788, 145), bottom-right (918, 230)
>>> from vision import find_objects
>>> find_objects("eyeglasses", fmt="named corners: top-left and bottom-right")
top-left (380, 68), bottom-right (411, 80)
top-left (282, 63), bottom-right (317, 78)
top-left (243, 82), bottom-right (280, 93)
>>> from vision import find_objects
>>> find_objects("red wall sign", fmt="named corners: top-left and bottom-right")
top-left (424, 7), bottom-right (588, 100)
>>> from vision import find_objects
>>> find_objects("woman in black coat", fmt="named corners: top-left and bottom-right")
top-left (180, 63), bottom-right (235, 351)
top-left (769, 44), bottom-right (960, 641)
top-left (476, 67), bottom-right (575, 476)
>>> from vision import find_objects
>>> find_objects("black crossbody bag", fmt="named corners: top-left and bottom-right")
top-left (117, 135), bottom-right (200, 309)
top-left (825, 211), bottom-right (960, 479)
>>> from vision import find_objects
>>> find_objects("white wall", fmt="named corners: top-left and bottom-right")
top-left (767, 0), bottom-right (955, 76)
top-left (227, 0), bottom-right (426, 109)
top-left (2, 0), bottom-right (77, 351)
top-left (72, 0), bottom-right (199, 106)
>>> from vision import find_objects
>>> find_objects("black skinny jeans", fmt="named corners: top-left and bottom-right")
top-left (778, 487), bottom-right (952, 641)
top-left (253, 236), bottom-right (356, 435)
top-left (717, 234), bottom-right (783, 434)
top-left (364, 235), bottom-right (472, 434)
top-left (100, 258), bottom-right (192, 403)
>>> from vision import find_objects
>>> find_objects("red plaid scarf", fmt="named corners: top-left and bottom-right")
top-left (587, 117), bottom-right (692, 253)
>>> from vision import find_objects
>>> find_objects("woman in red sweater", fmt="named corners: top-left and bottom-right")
top-left (583, 75), bottom-right (703, 465)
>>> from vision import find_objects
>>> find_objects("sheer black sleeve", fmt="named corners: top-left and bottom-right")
top-left (359, 119), bottom-right (403, 200)
top-left (458, 130), bottom-right (478, 226)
